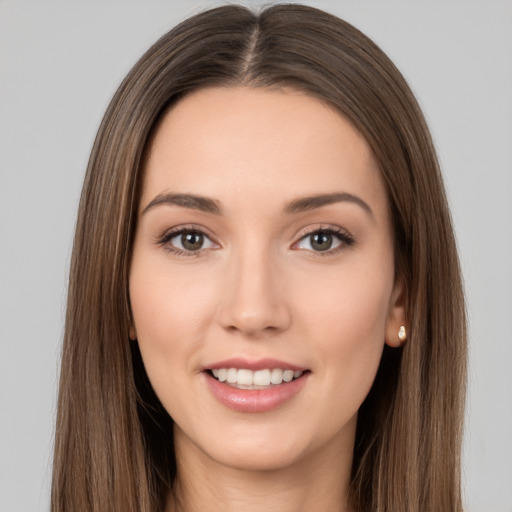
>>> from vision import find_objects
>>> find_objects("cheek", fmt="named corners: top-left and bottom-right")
top-left (129, 261), bottom-right (222, 428)
top-left (129, 255), bottom-right (218, 381)
top-left (292, 258), bottom-right (392, 389)
top-left (295, 257), bottom-right (392, 341)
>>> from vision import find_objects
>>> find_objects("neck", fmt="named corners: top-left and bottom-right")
top-left (166, 425), bottom-right (355, 512)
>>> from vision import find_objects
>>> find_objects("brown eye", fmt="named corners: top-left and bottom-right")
top-left (181, 232), bottom-right (204, 251)
top-left (294, 228), bottom-right (354, 254)
top-left (310, 232), bottom-right (333, 251)
top-left (163, 228), bottom-right (218, 255)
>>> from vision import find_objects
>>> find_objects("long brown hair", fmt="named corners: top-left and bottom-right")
top-left (52, 4), bottom-right (467, 511)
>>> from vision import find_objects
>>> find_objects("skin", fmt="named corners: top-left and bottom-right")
top-left (129, 86), bottom-right (405, 512)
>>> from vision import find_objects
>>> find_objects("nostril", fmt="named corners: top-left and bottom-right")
top-left (223, 321), bottom-right (285, 338)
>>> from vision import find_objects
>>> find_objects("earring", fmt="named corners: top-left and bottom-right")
top-left (398, 325), bottom-right (407, 342)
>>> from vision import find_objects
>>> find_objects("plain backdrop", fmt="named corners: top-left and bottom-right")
top-left (1, 1), bottom-right (511, 511)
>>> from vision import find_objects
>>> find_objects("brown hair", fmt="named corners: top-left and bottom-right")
top-left (52, 4), bottom-right (466, 511)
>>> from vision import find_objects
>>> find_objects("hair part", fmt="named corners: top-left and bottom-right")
top-left (52, 5), bottom-right (466, 511)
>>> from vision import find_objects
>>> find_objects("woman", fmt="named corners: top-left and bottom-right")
top-left (51, 4), bottom-right (466, 511)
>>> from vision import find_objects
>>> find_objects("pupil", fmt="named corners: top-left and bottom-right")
top-left (182, 232), bottom-right (203, 251)
top-left (311, 232), bottom-right (332, 251)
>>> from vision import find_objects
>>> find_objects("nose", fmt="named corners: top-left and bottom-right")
top-left (218, 246), bottom-right (292, 338)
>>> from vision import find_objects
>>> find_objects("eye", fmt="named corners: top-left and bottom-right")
top-left (159, 227), bottom-right (219, 255)
top-left (293, 228), bottom-right (354, 253)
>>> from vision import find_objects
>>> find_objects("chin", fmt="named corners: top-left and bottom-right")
top-left (175, 420), bottom-right (314, 472)
top-left (212, 442), bottom-right (308, 473)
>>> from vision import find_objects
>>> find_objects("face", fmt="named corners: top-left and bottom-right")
top-left (129, 87), bottom-right (405, 472)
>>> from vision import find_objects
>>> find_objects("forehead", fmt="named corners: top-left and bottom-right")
top-left (141, 86), bottom-right (387, 216)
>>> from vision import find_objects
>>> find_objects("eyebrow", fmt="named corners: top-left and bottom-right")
top-left (142, 192), bottom-right (223, 216)
top-left (141, 191), bottom-right (373, 218)
top-left (283, 192), bottom-right (374, 218)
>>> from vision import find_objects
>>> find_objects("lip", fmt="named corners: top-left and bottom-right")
top-left (203, 357), bottom-right (307, 372)
top-left (202, 358), bottom-right (310, 413)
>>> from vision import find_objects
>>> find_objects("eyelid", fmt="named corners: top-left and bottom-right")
top-left (155, 223), bottom-right (354, 256)
top-left (291, 224), bottom-right (355, 254)
top-left (156, 224), bottom-right (221, 255)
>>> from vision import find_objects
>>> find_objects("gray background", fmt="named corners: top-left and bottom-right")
top-left (1, 1), bottom-right (511, 511)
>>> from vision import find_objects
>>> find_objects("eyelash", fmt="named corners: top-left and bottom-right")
top-left (293, 225), bottom-right (355, 256)
top-left (157, 225), bottom-right (217, 257)
top-left (156, 225), bottom-right (355, 257)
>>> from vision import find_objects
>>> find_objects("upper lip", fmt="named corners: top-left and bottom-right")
top-left (203, 357), bottom-right (308, 372)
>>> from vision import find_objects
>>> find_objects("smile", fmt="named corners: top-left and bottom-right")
top-left (210, 368), bottom-right (304, 389)
top-left (203, 361), bottom-right (310, 413)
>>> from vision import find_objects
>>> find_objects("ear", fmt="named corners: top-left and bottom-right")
top-left (129, 324), bottom-right (137, 341)
top-left (385, 276), bottom-right (407, 348)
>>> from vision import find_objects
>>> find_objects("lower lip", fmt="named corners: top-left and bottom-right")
top-left (204, 372), bottom-right (309, 413)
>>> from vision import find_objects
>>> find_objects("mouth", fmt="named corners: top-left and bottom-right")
top-left (203, 361), bottom-right (310, 412)
top-left (207, 367), bottom-right (307, 390)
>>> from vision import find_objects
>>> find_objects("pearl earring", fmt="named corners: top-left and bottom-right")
top-left (398, 325), bottom-right (407, 342)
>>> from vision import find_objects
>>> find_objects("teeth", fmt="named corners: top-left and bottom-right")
top-left (253, 369), bottom-right (271, 386)
top-left (270, 368), bottom-right (283, 384)
top-left (210, 367), bottom-right (304, 387)
top-left (282, 370), bottom-right (294, 382)
top-left (237, 369), bottom-right (253, 386)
